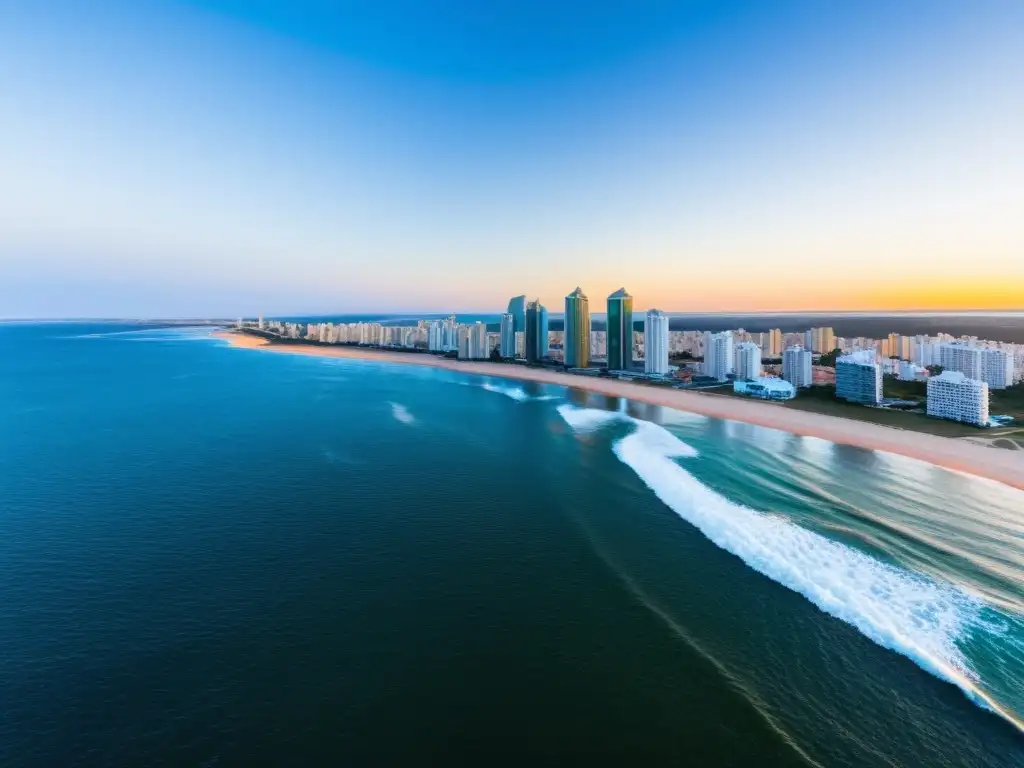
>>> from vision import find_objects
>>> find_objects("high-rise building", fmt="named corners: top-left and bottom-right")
top-left (499, 313), bottom-right (515, 359)
top-left (564, 287), bottom-right (591, 368)
top-left (427, 320), bottom-right (443, 351)
top-left (940, 343), bottom-right (983, 380)
top-left (735, 342), bottom-right (763, 380)
top-left (506, 295), bottom-right (526, 335)
top-left (258, 315), bottom-right (265, 331)
top-left (767, 328), bottom-right (783, 357)
top-left (525, 300), bottom-right (549, 364)
top-left (807, 327), bottom-right (836, 354)
top-left (644, 309), bottom-right (670, 375)
top-left (836, 350), bottom-right (882, 404)
top-left (702, 331), bottom-right (713, 374)
top-left (981, 348), bottom-right (1014, 390)
top-left (706, 331), bottom-right (734, 382)
top-left (782, 346), bottom-right (813, 388)
top-left (606, 288), bottom-right (633, 370)
top-left (915, 341), bottom-right (942, 367)
top-left (927, 371), bottom-right (989, 426)
top-left (469, 322), bottom-right (488, 359)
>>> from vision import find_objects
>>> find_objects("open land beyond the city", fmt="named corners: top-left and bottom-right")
top-left (215, 330), bottom-right (1024, 491)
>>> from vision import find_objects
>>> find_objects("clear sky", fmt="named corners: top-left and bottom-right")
top-left (1, 0), bottom-right (1022, 317)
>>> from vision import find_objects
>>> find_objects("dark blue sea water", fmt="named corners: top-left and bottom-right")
top-left (2, 323), bottom-right (1022, 766)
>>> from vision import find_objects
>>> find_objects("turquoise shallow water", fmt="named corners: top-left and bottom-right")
top-left (1, 323), bottom-right (1022, 766)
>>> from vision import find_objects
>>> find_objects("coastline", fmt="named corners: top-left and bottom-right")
top-left (213, 331), bottom-right (1024, 491)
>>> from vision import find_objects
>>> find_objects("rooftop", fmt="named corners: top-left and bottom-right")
top-left (608, 287), bottom-right (631, 299)
top-left (566, 286), bottom-right (588, 300)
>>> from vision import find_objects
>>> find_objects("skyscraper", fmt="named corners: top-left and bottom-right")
top-left (767, 328), bottom-right (783, 357)
top-left (783, 345), bottom-right (813, 388)
top-left (525, 300), bottom-right (549, 364)
top-left (564, 287), bottom-right (591, 368)
top-left (506, 295), bottom-right (526, 334)
top-left (499, 313), bottom-right (515, 359)
top-left (644, 309), bottom-right (669, 375)
top-left (606, 288), bottom-right (633, 370)
top-left (706, 331), bottom-right (734, 382)
top-left (735, 342), bottom-right (762, 380)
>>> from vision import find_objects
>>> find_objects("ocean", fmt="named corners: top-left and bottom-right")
top-left (1, 322), bottom-right (1022, 766)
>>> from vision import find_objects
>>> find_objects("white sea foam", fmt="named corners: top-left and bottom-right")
top-left (558, 405), bottom-right (991, 707)
top-left (389, 402), bottom-right (415, 425)
top-left (477, 381), bottom-right (558, 402)
top-left (556, 404), bottom-right (625, 431)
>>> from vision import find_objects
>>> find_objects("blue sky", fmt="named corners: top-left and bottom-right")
top-left (1, 1), bottom-right (1022, 317)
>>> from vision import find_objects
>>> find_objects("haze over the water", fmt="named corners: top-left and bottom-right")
top-left (1, 0), bottom-right (1021, 316)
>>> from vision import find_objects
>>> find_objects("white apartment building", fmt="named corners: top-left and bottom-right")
top-left (914, 341), bottom-right (942, 368)
top-left (981, 348), bottom-right (1014, 390)
top-left (898, 361), bottom-right (927, 381)
top-left (782, 345), bottom-right (813, 389)
top-left (940, 343), bottom-right (983, 380)
top-left (458, 322), bottom-right (488, 360)
top-left (835, 350), bottom-right (882, 404)
top-left (927, 371), bottom-right (989, 426)
top-left (734, 342), bottom-right (762, 380)
top-left (644, 310), bottom-right (670, 375)
top-left (706, 331), bottom-right (734, 382)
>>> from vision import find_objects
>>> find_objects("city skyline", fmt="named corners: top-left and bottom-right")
top-left (2, 1), bottom-right (1022, 318)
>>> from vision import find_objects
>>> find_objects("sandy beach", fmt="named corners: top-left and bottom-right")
top-left (215, 331), bottom-right (1024, 491)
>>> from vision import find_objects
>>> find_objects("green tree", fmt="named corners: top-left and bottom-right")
top-left (817, 348), bottom-right (842, 367)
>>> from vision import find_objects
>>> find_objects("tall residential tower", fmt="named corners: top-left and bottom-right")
top-left (525, 300), bottom-right (549, 364)
top-left (644, 309), bottom-right (670, 375)
top-left (606, 288), bottom-right (633, 370)
top-left (564, 287), bottom-right (591, 368)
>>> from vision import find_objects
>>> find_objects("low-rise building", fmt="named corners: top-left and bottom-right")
top-left (733, 377), bottom-right (795, 401)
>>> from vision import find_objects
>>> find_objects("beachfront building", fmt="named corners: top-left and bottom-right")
top-left (470, 322), bottom-right (488, 359)
top-left (644, 309), bottom-right (670, 375)
top-left (499, 313), bottom-right (516, 359)
top-left (705, 331), bottom-right (734, 382)
top-left (940, 343), bottom-right (983, 380)
top-left (606, 288), bottom-right (633, 370)
top-left (981, 348), bottom-right (1014, 390)
top-left (457, 322), bottom-right (489, 360)
top-left (836, 350), bottom-right (882, 404)
top-left (525, 300), bottom-right (549, 364)
top-left (733, 377), bottom-right (795, 401)
top-left (427, 320), bottom-right (443, 352)
top-left (927, 371), bottom-right (989, 426)
top-left (782, 345), bottom-right (813, 389)
top-left (564, 287), bottom-right (591, 368)
top-left (734, 342), bottom-right (762, 380)
top-left (506, 295), bottom-right (526, 335)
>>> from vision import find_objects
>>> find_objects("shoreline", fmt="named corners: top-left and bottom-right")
top-left (213, 331), bottom-right (1024, 491)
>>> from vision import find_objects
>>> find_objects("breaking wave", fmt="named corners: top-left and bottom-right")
top-left (556, 404), bottom-right (1022, 731)
top-left (457, 379), bottom-right (558, 402)
top-left (389, 402), bottom-right (415, 425)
